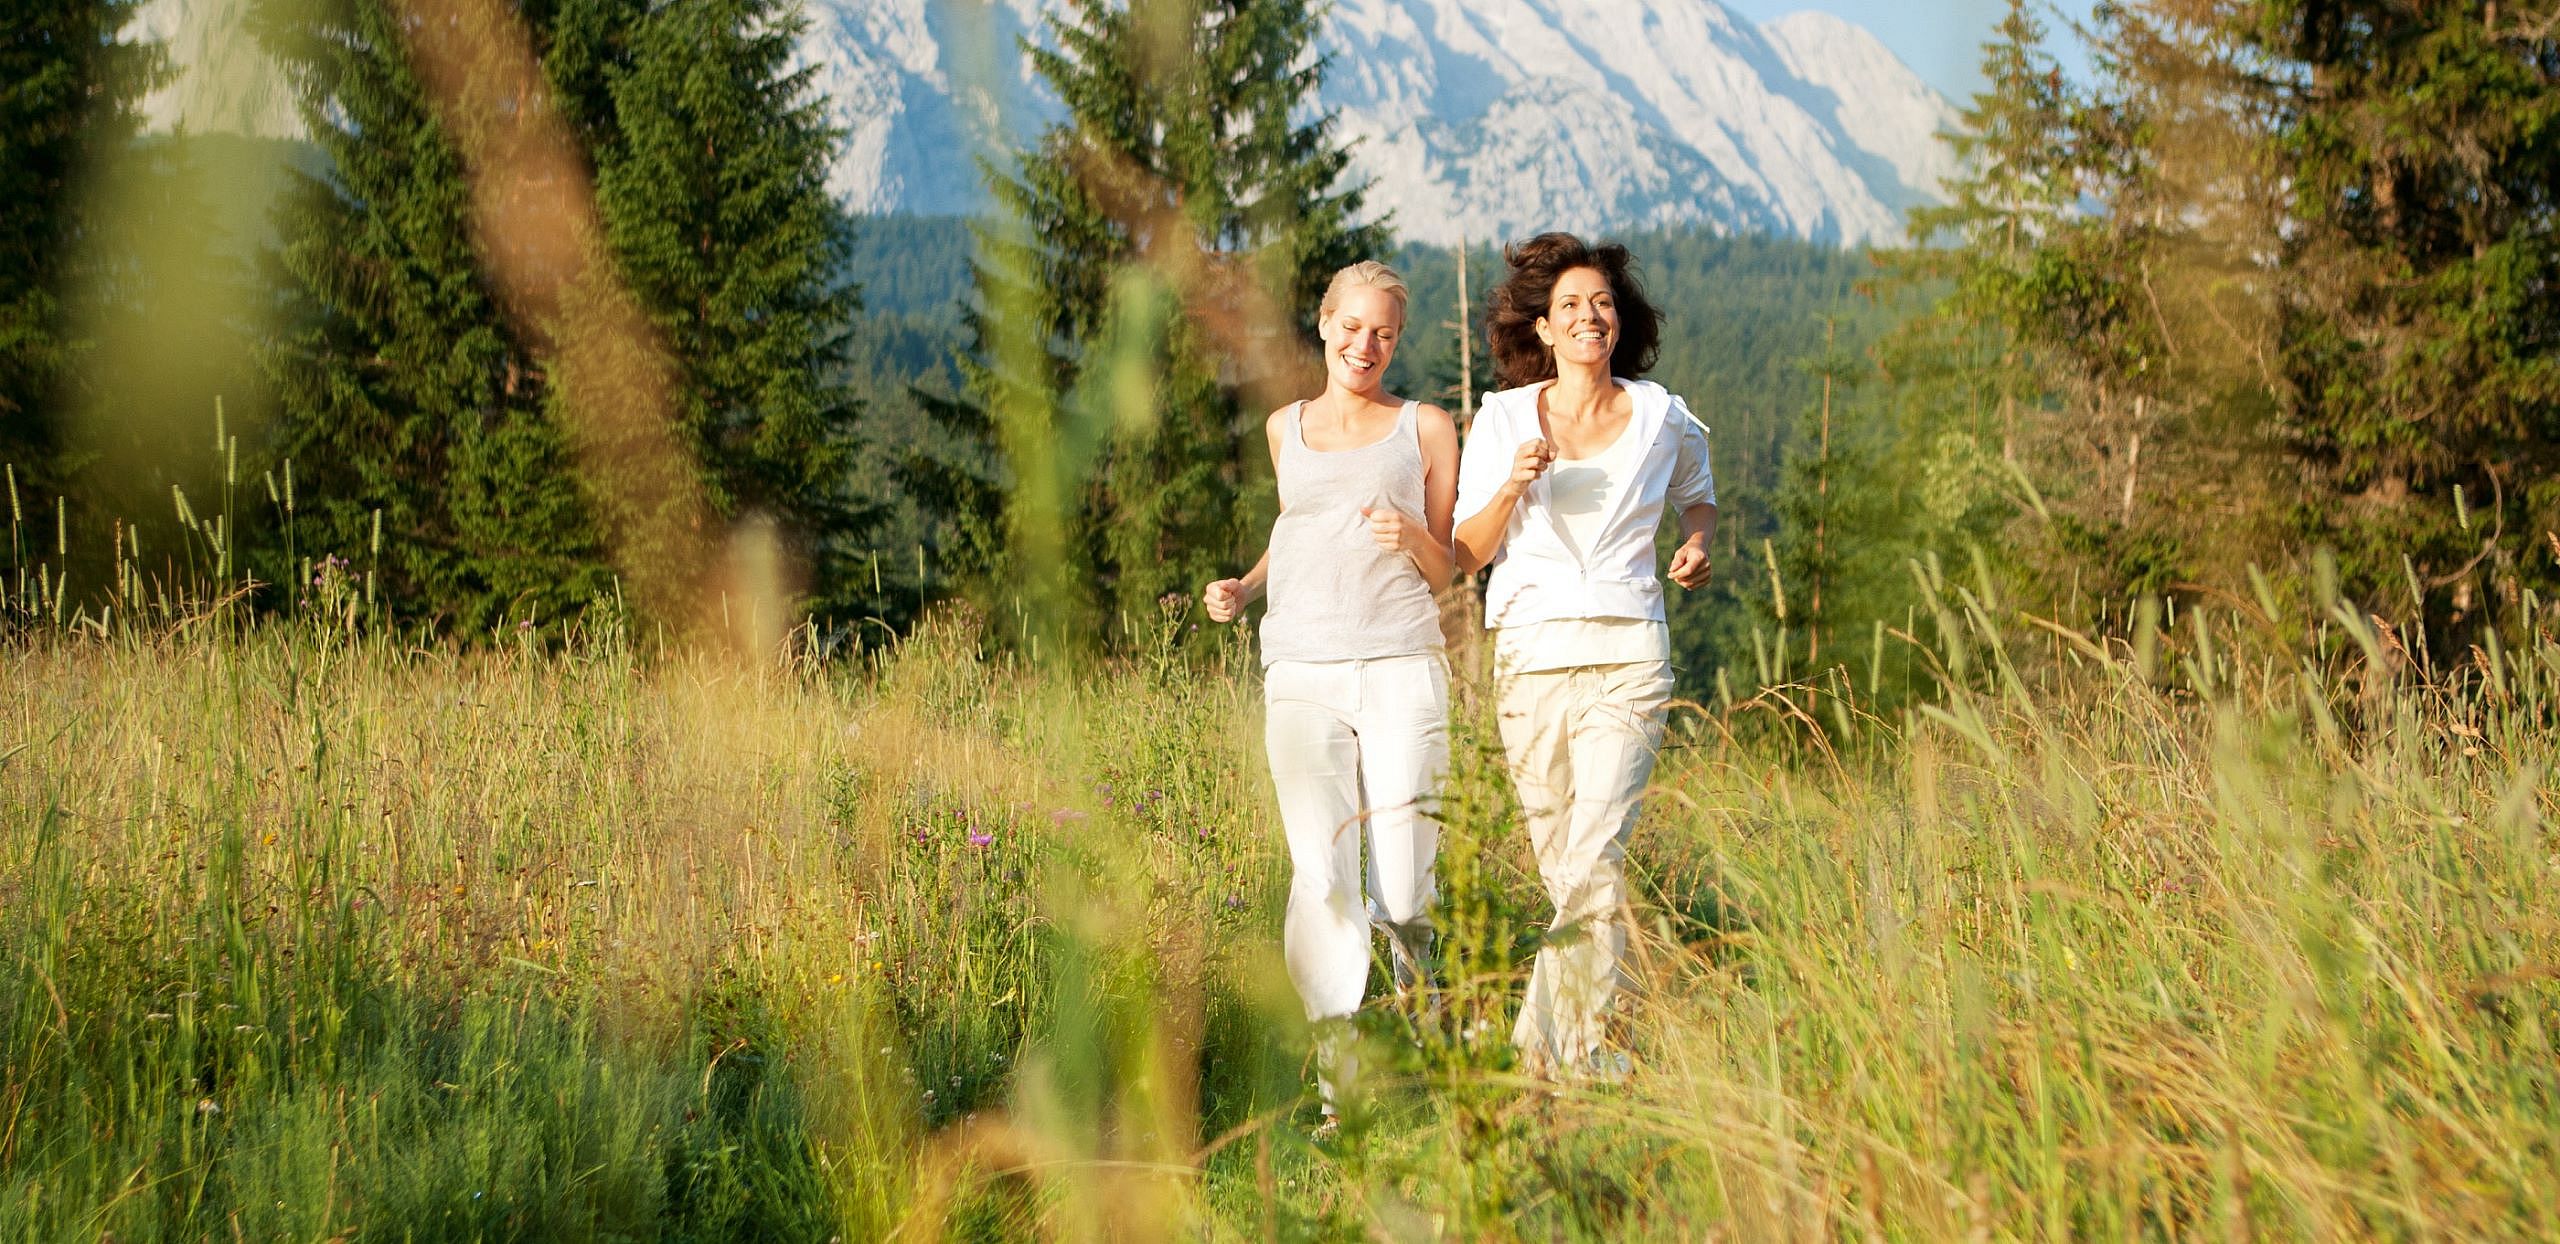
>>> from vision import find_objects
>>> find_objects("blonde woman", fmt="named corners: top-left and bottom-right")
top-left (1203, 261), bottom-right (1459, 1117)
top-left (1454, 234), bottom-right (1716, 1079)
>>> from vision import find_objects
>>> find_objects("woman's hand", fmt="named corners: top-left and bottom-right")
top-left (1667, 534), bottom-right (1712, 589)
top-left (1454, 436), bottom-right (1549, 576)
top-left (1501, 437), bottom-right (1555, 499)
top-left (1203, 578), bottom-right (1248, 623)
top-left (1208, 551), bottom-right (1273, 623)
top-left (1362, 506), bottom-right (1423, 558)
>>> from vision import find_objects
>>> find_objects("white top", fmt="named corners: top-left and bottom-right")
top-left (1456, 378), bottom-right (1715, 632)
top-left (1259, 400), bottom-right (1445, 667)
top-left (1550, 408), bottom-right (1647, 559)
top-left (1493, 411), bottom-right (1668, 673)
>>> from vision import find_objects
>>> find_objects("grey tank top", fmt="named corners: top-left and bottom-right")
top-left (1259, 399), bottom-right (1444, 666)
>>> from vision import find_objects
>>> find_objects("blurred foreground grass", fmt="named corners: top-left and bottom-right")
top-left (3, 598), bottom-right (2556, 1240)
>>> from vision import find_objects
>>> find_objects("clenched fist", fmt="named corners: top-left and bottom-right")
top-left (1362, 506), bottom-right (1419, 557)
top-left (1502, 437), bottom-right (1555, 499)
top-left (1203, 578), bottom-right (1248, 623)
top-left (1667, 536), bottom-right (1712, 590)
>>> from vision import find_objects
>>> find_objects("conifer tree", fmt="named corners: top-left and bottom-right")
top-left (257, 0), bottom-right (620, 632)
top-left (262, 0), bottom-right (872, 633)
top-left (2241, 0), bottom-right (2560, 629)
top-left (0, 0), bottom-right (159, 489)
top-left (1762, 319), bottom-right (1906, 698)
top-left (1841, 0), bottom-right (2078, 633)
top-left (933, 0), bottom-right (1383, 646)
top-left (1894, 0), bottom-right (2083, 456)
top-left (592, 0), bottom-right (872, 616)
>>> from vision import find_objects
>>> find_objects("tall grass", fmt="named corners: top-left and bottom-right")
top-left (3, 578), bottom-right (2555, 1238)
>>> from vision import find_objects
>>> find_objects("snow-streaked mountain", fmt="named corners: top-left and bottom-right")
top-left (1758, 10), bottom-right (1964, 216)
top-left (132, 0), bottom-right (297, 139)
top-left (135, 0), bottom-right (1961, 247)
top-left (807, 0), bottom-right (1960, 245)
top-left (796, 0), bottom-right (1052, 216)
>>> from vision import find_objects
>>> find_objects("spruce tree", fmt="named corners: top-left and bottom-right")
top-left (592, 0), bottom-right (872, 617)
top-left (2242, 0), bottom-right (2560, 632)
top-left (935, 0), bottom-right (1383, 647)
top-left (1848, 0), bottom-right (2076, 634)
top-left (1894, 0), bottom-right (2082, 456)
top-left (0, 0), bottom-right (158, 489)
top-left (1761, 319), bottom-right (1907, 698)
top-left (258, 0), bottom-right (618, 632)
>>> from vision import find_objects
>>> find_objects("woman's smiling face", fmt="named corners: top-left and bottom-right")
top-left (1319, 284), bottom-right (1403, 393)
top-left (1536, 266), bottom-right (1617, 370)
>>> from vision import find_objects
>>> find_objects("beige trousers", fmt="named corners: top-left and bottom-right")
top-left (1496, 659), bottom-right (1676, 1072)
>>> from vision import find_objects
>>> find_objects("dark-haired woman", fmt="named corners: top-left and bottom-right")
top-left (1453, 233), bottom-right (1717, 1079)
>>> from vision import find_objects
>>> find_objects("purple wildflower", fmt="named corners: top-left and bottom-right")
top-left (967, 830), bottom-right (994, 848)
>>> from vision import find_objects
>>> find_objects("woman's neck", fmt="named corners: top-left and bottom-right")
top-left (1314, 382), bottom-right (1393, 419)
top-left (1545, 362), bottom-right (1614, 420)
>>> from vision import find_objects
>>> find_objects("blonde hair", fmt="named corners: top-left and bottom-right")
top-left (1318, 259), bottom-right (1409, 325)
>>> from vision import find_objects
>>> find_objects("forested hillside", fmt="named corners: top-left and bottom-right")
top-left (847, 215), bottom-right (1902, 682)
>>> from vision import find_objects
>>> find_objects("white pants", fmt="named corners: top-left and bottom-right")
top-left (1263, 655), bottom-right (1448, 1022)
top-left (1497, 660), bottom-right (1676, 1072)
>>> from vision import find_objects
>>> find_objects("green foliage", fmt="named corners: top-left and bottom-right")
top-left (840, 218), bottom-right (976, 618)
top-left (1899, 0), bottom-right (2560, 650)
top-left (2241, 0), bottom-right (2560, 637)
top-left (0, 0), bottom-right (160, 489)
top-left (256, 0), bottom-right (879, 636)
top-left (1754, 320), bottom-right (1923, 707)
top-left (592, 0), bottom-right (877, 619)
top-left (58, 132), bottom-right (287, 527)
top-left (255, 0), bottom-right (618, 635)
top-left (1871, 0), bottom-right (2079, 576)
top-left (930, 0), bottom-right (1384, 650)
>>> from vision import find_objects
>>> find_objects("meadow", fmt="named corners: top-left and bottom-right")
top-left (3, 581), bottom-right (2557, 1240)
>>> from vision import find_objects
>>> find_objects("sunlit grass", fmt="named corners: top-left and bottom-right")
top-left (3, 590), bottom-right (2555, 1239)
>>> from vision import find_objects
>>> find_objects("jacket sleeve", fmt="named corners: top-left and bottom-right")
top-left (1454, 394), bottom-right (1515, 521)
top-left (1666, 396), bottom-right (1716, 509)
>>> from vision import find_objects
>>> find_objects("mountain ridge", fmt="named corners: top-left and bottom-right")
top-left (806, 0), bottom-right (1965, 246)
top-left (133, 0), bottom-right (1960, 247)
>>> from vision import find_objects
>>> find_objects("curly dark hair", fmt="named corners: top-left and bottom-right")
top-left (1485, 232), bottom-right (1662, 389)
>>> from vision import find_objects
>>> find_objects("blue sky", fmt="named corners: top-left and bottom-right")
top-left (1722, 0), bottom-right (2100, 105)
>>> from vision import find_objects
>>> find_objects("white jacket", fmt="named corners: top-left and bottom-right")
top-left (1455, 378), bottom-right (1715, 630)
